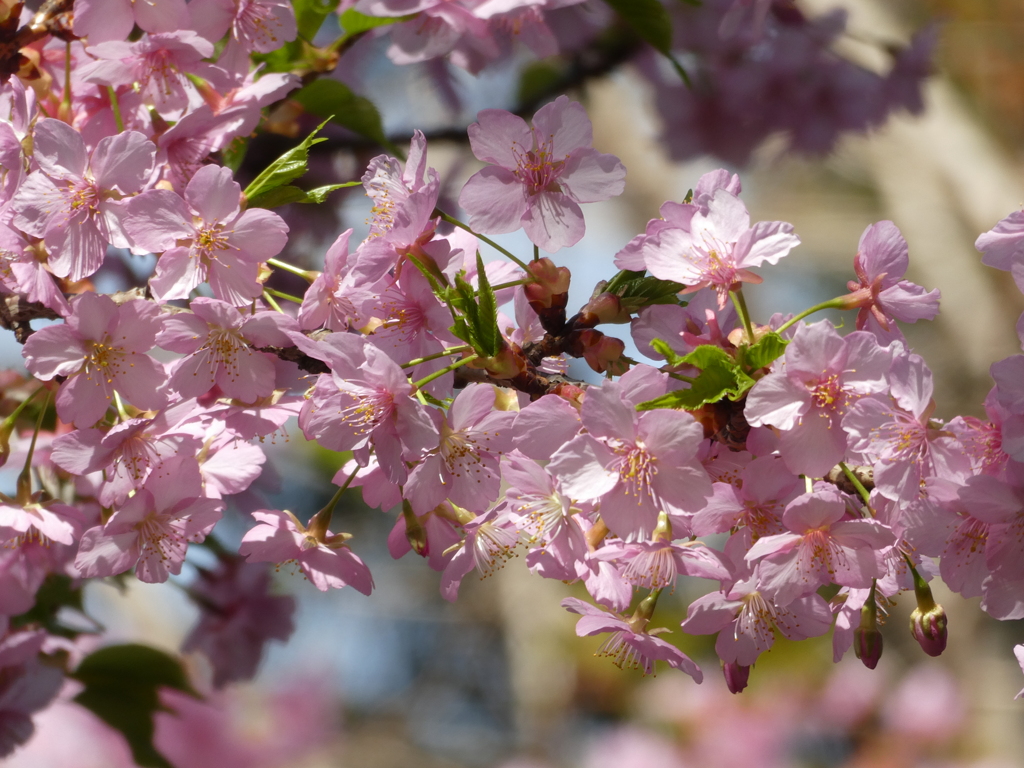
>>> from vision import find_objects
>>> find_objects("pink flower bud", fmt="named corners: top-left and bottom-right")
top-left (579, 292), bottom-right (629, 326)
top-left (577, 330), bottom-right (628, 375)
top-left (723, 662), bottom-right (750, 694)
top-left (854, 625), bottom-right (883, 669)
top-left (524, 258), bottom-right (571, 309)
top-left (909, 603), bottom-right (947, 657)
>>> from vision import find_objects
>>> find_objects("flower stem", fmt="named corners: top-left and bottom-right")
top-left (839, 461), bottom-right (873, 511)
top-left (307, 464), bottom-right (360, 541)
top-left (107, 86), bottom-right (124, 133)
top-left (268, 258), bottom-right (316, 282)
top-left (264, 287), bottom-right (304, 304)
top-left (729, 288), bottom-right (756, 344)
top-left (435, 210), bottom-right (531, 271)
top-left (412, 354), bottom-right (478, 389)
top-left (262, 291), bottom-right (284, 313)
top-left (775, 296), bottom-right (849, 335)
top-left (16, 389), bottom-right (51, 503)
top-left (401, 345), bottom-right (472, 369)
top-left (533, 244), bottom-right (540, 262)
top-left (490, 278), bottom-right (533, 293)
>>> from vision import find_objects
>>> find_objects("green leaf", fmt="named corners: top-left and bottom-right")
top-left (295, 0), bottom-right (339, 41)
top-left (247, 180), bottom-right (360, 209)
top-left (601, 0), bottom-right (674, 54)
top-left (474, 252), bottom-right (501, 358)
top-left (743, 331), bottom-right (788, 371)
top-left (339, 9), bottom-right (412, 35)
top-left (615, 274), bottom-right (687, 313)
top-left (71, 645), bottom-right (199, 768)
top-left (291, 79), bottom-right (394, 152)
top-left (252, 39), bottom-right (304, 73)
top-left (637, 344), bottom-right (755, 411)
top-left (649, 337), bottom-right (686, 368)
top-left (221, 135), bottom-right (248, 173)
top-left (243, 119), bottom-right (330, 203)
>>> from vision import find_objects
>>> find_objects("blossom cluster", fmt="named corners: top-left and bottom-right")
top-left (0, 0), bottom-right (1013, 762)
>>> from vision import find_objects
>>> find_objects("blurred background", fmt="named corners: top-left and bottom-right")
top-left (6, 0), bottom-right (1024, 765)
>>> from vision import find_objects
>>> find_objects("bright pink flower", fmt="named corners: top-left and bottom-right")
top-left (239, 508), bottom-right (374, 594)
top-left (630, 289), bottom-right (738, 363)
top-left (11, 120), bottom-right (155, 282)
top-left (562, 596), bottom-right (703, 680)
top-left (182, 557), bottom-right (295, 688)
top-left (745, 490), bottom-right (893, 605)
top-left (75, 456), bottom-right (225, 583)
top-left (22, 292), bottom-right (167, 428)
top-left (126, 164), bottom-right (289, 305)
top-left (459, 95), bottom-right (626, 252)
top-left (298, 333), bottom-right (438, 485)
top-left (843, 221), bottom-right (940, 343)
top-left (691, 455), bottom-right (801, 541)
top-left (548, 377), bottom-right (711, 539)
top-left (744, 320), bottom-right (891, 477)
top-left (157, 297), bottom-right (296, 403)
top-left (682, 571), bottom-right (832, 666)
top-left (643, 188), bottom-right (799, 308)
top-left (405, 384), bottom-right (515, 513)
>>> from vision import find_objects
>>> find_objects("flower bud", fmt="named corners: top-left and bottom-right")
top-left (578, 292), bottom-right (630, 326)
top-left (576, 330), bottom-right (628, 375)
top-left (723, 663), bottom-right (750, 694)
top-left (854, 625), bottom-right (883, 670)
top-left (524, 258), bottom-right (571, 309)
top-left (909, 604), bottom-right (947, 657)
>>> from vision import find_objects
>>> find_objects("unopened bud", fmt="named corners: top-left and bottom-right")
top-left (524, 258), bottom-right (571, 309)
top-left (722, 663), bottom-right (750, 694)
top-left (576, 330), bottom-right (628, 375)
top-left (909, 565), bottom-right (947, 656)
top-left (401, 500), bottom-right (428, 556)
top-left (909, 604), bottom-right (947, 657)
top-left (579, 292), bottom-right (629, 326)
top-left (476, 346), bottom-right (527, 380)
top-left (854, 582), bottom-right (883, 670)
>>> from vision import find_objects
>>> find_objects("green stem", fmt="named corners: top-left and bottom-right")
top-left (412, 354), bottom-right (478, 389)
top-left (401, 345), bottom-right (472, 369)
top-left (839, 461), bottom-right (873, 509)
top-left (16, 389), bottom-right (51, 503)
top-left (268, 258), bottom-right (315, 282)
top-left (262, 291), bottom-right (283, 313)
top-left (775, 296), bottom-right (849, 335)
top-left (666, 371), bottom-right (696, 384)
top-left (435, 211), bottom-right (530, 271)
top-left (490, 278), bottom-right (534, 293)
top-left (112, 390), bottom-right (130, 421)
top-left (107, 86), bottom-right (124, 133)
top-left (533, 244), bottom-right (540, 262)
top-left (729, 288), bottom-right (755, 344)
top-left (62, 42), bottom-right (72, 113)
top-left (308, 464), bottom-right (359, 540)
top-left (264, 287), bottom-right (304, 304)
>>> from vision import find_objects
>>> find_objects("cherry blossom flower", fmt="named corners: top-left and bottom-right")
top-left (440, 506), bottom-right (521, 601)
top-left (405, 384), bottom-right (515, 514)
top-left (744, 320), bottom-right (892, 477)
top-left (22, 292), bottom-right (167, 428)
top-left (690, 455), bottom-right (801, 542)
top-left (976, 209), bottom-right (1024, 288)
top-left (191, 0), bottom-right (297, 75)
top-left (0, 224), bottom-right (69, 317)
top-left (157, 298), bottom-right (296, 403)
top-left (11, 120), bottom-right (155, 282)
top-left (592, 538), bottom-right (731, 591)
top-left (745, 490), bottom-right (893, 605)
top-left (125, 164), bottom-right (289, 305)
top-left (459, 95), bottom-right (626, 252)
top-left (643, 188), bottom-right (800, 308)
top-left (75, 457), bottom-right (225, 583)
top-left (297, 230), bottom-right (377, 332)
top-left (548, 377), bottom-right (711, 539)
top-left (841, 221), bottom-right (940, 343)
top-left (562, 597), bottom-right (703, 680)
top-left (239, 508), bottom-right (374, 594)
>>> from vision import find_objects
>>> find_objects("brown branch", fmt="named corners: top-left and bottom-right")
top-left (0, 0), bottom-right (76, 84)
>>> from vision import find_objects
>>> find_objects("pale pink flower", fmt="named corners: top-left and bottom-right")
top-left (842, 221), bottom-right (940, 343)
top-left (459, 95), bottom-right (626, 252)
top-left (690, 455), bottom-right (801, 541)
top-left (297, 230), bottom-right (378, 332)
top-left (744, 320), bottom-right (891, 478)
top-left (75, 456), bottom-right (225, 583)
top-left (745, 490), bottom-right (893, 605)
top-left (643, 188), bottom-right (799, 308)
top-left (592, 539), bottom-right (731, 591)
top-left (239, 508), bottom-right (374, 594)
top-left (126, 164), bottom-right (289, 305)
top-left (0, 224), bottom-right (70, 317)
top-left (562, 597), bottom-right (702, 680)
top-left (22, 292), bottom-right (167, 428)
top-left (11, 120), bottom-right (155, 282)
top-left (157, 297), bottom-right (296, 403)
top-left (191, 0), bottom-right (298, 76)
top-left (73, 0), bottom-right (190, 44)
top-left (440, 506), bottom-right (521, 601)
top-left (976, 209), bottom-right (1024, 286)
top-left (0, 497), bottom-right (82, 548)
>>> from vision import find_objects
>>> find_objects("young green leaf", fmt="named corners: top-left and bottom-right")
top-left (339, 9), bottom-right (413, 36)
top-left (295, 0), bottom-right (340, 41)
top-left (743, 331), bottom-right (788, 371)
top-left (247, 181), bottom-right (360, 209)
top-left (242, 119), bottom-right (330, 203)
top-left (601, 0), bottom-right (674, 54)
top-left (474, 252), bottom-right (501, 358)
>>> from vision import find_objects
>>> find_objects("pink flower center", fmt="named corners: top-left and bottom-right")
top-left (193, 223), bottom-right (231, 264)
top-left (736, 590), bottom-right (777, 649)
top-left (511, 139), bottom-right (565, 196)
top-left (614, 442), bottom-right (658, 503)
top-left (809, 373), bottom-right (847, 413)
top-left (337, 386), bottom-right (393, 435)
top-left (83, 339), bottom-right (128, 383)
